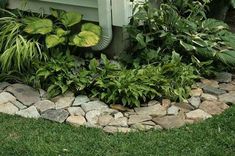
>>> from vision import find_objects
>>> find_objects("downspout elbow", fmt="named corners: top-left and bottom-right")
top-left (92, 0), bottom-right (112, 51)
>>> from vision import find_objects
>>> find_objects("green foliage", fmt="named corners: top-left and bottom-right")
top-left (31, 52), bottom-right (91, 97)
top-left (126, 1), bottom-right (235, 71)
top-left (23, 17), bottom-right (53, 35)
top-left (22, 8), bottom-right (101, 48)
top-left (70, 31), bottom-right (100, 47)
top-left (232, 0), bottom-right (235, 7)
top-left (50, 8), bottom-right (82, 27)
top-left (90, 53), bottom-right (198, 107)
top-left (0, 10), bottom-right (44, 72)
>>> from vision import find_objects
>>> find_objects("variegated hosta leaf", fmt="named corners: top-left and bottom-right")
top-left (202, 19), bottom-right (229, 32)
top-left (55, 28), bottom-right (70, 37)
top-left (60, 12), bottom-right (82, 27)
top-left (23, 17), bottom-right (53, 35)
top-left (50, 8), bottom-right (82, 27)
top-left (81, 23), bottom-right (102, 36)
top-left (50, 8), bottom-right (66, 18)
top-left (46, 35), bottom-right (65, 48)
top-left (70, 31), bottom-right (100, 47)
top-left (216, 50), bottom-right (235, 66)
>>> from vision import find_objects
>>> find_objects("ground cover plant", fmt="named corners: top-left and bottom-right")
top-left (0, 106), bottom-right (234, 155)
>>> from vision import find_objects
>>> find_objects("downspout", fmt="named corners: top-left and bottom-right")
top-left (92, 0), bottom-right (113, 51)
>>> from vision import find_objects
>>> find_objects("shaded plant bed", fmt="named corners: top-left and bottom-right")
top-left (0, 71), bottom-right (234, 133)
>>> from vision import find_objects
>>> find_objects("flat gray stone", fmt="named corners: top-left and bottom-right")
top-left (109, 117), bottom-right (128, 127)
top-left (134, 104), bottom-right (166, 116)
top-left (39, 89), bottom-right (47, 98)
top-left (6, 84), bottom-right (40, 106)
top-left (219, 83), bottom-right (235, 91)
top-left (113, 112), bottom-right (123, 119)
top-left (190, 88), bottom-right (203, 97)
top-left (68, 107), bottom-right (85, 116)
top-left (167, 105), bottom-right (180, 115)
top-left (41, 109), bottom-right (69, 123)
top-left (52, 92), bottom-right (75, 109)
top-left (0, 82), bottom-right (11, 90)
top-left (186, 109), bottom-right (212, 121)
top-left (161, 99), bottom-right (171, 108)
top-left (66, 115), bottom-right (86, 126)
top-left (147, 100), bottom-right (160, 106)
top-left (203, 86), bottom-right (226, 95)
top-left (11, 100), bottom-right (27, 110)
top-left (81, 101), bottom-right (108, 112)
top-left (16, 106), bottom-right (40, 119)
top-left (0, 92), bottom-right (16, 105)
top-left (188, 96), bottom-right (201, 108)
top-left (201, 93), bottom-right (218, 101)
top-left (173, 103), bottom-right (194, 113)
top-left (34, 100), bottom-right (55, 113)
top-left (200, 79), bottom-right (219, 88)
top-left (98, 115), bottom-right (113, 126)
top-left (85, 110), bottom-right (101, 125)
top-left (72, 95), bottom-right (90, 106)
top-left (199, 101), bottom-right (228, 115)
top-left (141, 121), bottom-right (156, 126)
top-left (219, 92), bottom-right (235, 104)
top-left (152, 116), bottom-right (185, 129)
top-left (0, 102), bottom-right (19, 115)
top-left (128, 115), bottom-right (152, 125)
top-left (216, 72), bottom-right (232, 83)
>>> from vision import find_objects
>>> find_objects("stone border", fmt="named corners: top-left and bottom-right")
top-left (0, 72), bottom-right (234, 133)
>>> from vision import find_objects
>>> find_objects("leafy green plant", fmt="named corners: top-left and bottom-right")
top-left (22, 8), bottom-right (102, 49)
top-left (0, 10), bottom-right (44, 72)
top-left (90, 53), bottom-right (198, 107)
top-left (31, 52), bottom-right (91, 97)
top-left (126, 1), bottom-right (235, 70)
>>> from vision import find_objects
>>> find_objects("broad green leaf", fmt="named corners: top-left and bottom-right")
top-left (202, 19), bottom-right (229, 32)
top-left (55, 28), bottom-right (70, 37)
top-left (23, 17), bottom-right (53, 35)
top-left (89, 58), bottom-right (99, 71)
top-left (180, 40), bottom-right (196, 51)
top-left (46, 35), bottom-right (65, 48)
top-left (50, 8), bottom-right (66, 18)
top-left (81, 23), bottom-right (102, 36)
top-left (136, 33), bottom-right (146, 48)
top-left (192, 38), bottom-right (208, 47)
top-left (60, 12), bottom-right (82, 27)
top-left (70, 31), bottom-right (100, 47)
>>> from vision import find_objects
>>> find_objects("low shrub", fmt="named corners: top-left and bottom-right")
top-left (30, 51), bottom-right (91, 97)
top-left (89, 53), bottom-right (198, 107)
top-left (125, 0), bottom-right (235, 70)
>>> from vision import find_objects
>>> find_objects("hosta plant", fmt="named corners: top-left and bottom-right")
top-left (22, 8), bottom-right (102, 49)
top-left (31, 51), bottom-right (91, 97)
top-left (126, 1), bottom-right (235, 70)
top-left (90, 53), bottom-right (198, 107)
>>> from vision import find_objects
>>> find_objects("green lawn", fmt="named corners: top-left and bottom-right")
top-left (0, 107), bottom-right (235, 156)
